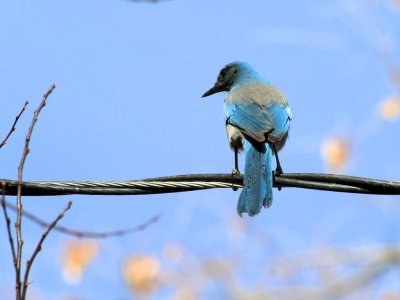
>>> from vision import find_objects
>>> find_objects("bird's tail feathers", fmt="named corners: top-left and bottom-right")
top-left (237, 139), bottom-right (273, 217)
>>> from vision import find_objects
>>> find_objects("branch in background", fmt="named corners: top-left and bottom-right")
top-left (316, 247), bottom-right (400, 299)
top-left (21, 201), bottom-right (72, 300)
top-left (15, 83), bottom-right (56, 299)
top-left (1, 182), bottom-right (17, 274)
top-left (0, 101), bottom-right (29, 289)
top-left (0, 100), bottom-right (28, 300)
top-left (0, 100), bottom-right (28, 149)
top-left (5, 200), bottom-right (161, 238)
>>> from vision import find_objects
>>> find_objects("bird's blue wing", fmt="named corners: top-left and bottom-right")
top-left (266, 104), bottom-right (292, 143)
top-left (224, 102), bottom-right (274, 142)
top-left (224, 103), bottom-right (291, 143)
top-left (224, 83), bottom-right (291, 142)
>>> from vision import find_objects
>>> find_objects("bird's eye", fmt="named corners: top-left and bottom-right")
top-left (218, 70), bottom-right (226, 82)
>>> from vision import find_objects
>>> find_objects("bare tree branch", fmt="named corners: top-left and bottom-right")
top-left (0, 101), bottom-right (28, 295)
top-left (15, 83), bottom-right (56, 299)
top-left (4, 200), bottom-right (161, 238)
top-left (21, 201), bottom-right (72, 299)
top-left (1, 181), bottom-right (17, 275)
top-left (0, 100), bottom-right (28, 149)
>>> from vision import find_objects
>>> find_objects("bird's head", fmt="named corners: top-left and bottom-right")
top-left (202, 61), bottom-right (266, 98)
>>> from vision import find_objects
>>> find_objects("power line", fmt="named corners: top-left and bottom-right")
top-left (2, 173), bottom-right (400, 196)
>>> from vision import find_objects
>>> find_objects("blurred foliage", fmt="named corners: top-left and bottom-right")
top-left (61, 240), bottom-right (100, 284)
top-left (122, 254), bottom-right (161, 296)
top-left (321, 136), bottom-right (351, 173)
top-left (379, 96), bottom-right (400, 121)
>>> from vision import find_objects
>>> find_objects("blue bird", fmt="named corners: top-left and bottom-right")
top-left (202, 62), bottom-right (292, 216)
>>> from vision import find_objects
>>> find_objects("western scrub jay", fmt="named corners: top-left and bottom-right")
top-left (203, 62), bottom-right (292, 216)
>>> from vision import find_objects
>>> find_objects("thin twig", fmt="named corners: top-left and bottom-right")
top-left (16, 83), bottom-right (56, 299)
top-left (0, 100), bottom-right (28, 300)
top-left (1, 181), bottom-right (17, 274)
top-left (0, 100), bottom-right (28, 149)
top-left (21, 201), bottom-right (72, 299)
top-left (4, 200), bottom-right (161, 238)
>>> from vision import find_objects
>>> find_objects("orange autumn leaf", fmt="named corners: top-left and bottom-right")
top-left (379, 95), bottom-right (400, 120)
top-left (321, 137), bottom-right (351, 173)
top-left (61, 240), bottom-right (99, 284)
top-left (122, 254), bottom-right (160, 294)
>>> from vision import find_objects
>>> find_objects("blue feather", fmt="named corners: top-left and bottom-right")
top-left (266, 103), bottom-right (291, 142)
top-left (224, 103), bottom-right (274, 141)
top-left (237, 139), bottom-right (273, 216)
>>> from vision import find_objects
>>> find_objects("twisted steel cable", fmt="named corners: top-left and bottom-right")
top-left (2, 173), bottom-right (400, 196)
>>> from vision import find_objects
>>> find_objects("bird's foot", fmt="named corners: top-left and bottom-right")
top-left (231, 168), bottom-right (240, 175)
top-left (273, 168), bottom-right (283, 191)
top-left (274, 166), bottom-right (283, 177)
top-left (231, 168), bottom-right (240, 191)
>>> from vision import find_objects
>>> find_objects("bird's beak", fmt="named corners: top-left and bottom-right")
top-left (202, 84), bottom-right (225, 98)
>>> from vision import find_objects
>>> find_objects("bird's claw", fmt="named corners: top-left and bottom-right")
top-left (273, 168), bottom-right (283, 191)
top-left (231, 168), bottom-right (240, 175)
top-left (274, 167), bottom-right (283, 177)
top-left (231, 168), bottom-right (240, 191)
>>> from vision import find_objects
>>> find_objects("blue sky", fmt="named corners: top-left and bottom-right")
top-left (1, 0), bottom-right (400, 299)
